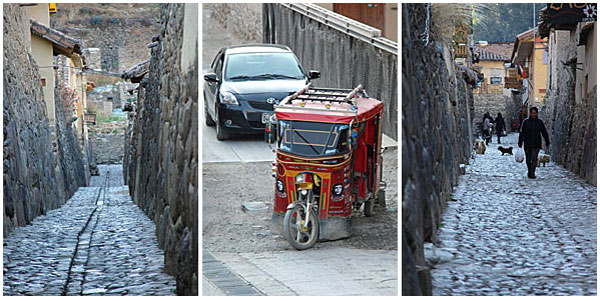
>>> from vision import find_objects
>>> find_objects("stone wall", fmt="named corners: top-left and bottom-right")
top-left (210, 3), bottom-right (262, 42)
top-left (472, 93), bottom-right (519, 136)
top-left (263, 3), bottom-right (398, 140)
top-left (402, 3), bottom-right (475, 295)
top-left (90, 133), bottom-right (125, 164)
top-left (53, 85), bottom-right (89, 196)
top-left (124, 3), bottom-right (198, 295)
top-left (50, 3), bottom-right (161, 72)
top-left (3, 3), bottom-right (86, 236)
top-left (543, 27), bottom-right (596, 186)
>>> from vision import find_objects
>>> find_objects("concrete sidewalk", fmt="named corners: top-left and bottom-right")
top-left (209, 248), bottom-right (397, 296)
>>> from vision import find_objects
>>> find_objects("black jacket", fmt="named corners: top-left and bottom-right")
top-left (494, 117), bottom-right (505, 132)
top-left (518, 118), bottom-right (550, 149)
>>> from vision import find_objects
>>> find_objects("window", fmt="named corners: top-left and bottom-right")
top-left (490, 77), bottom-right (502, 85)
top-left (278, 120), bottom-right (349, 157)
top-left (224, 52), bottom-right (305, 81)
top-left (214, 54), bottom-right (223, 80)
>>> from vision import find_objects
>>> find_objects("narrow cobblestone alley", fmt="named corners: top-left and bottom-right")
top-left (3, 165), bottom-right (176, 296)
top-left (431, 133), bottom-right (597, 295)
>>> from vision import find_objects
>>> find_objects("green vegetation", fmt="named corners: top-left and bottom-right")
top-left (97, 115), bottom-right (127, 123)
top-left (431, 3), bottom-right (543, 44)
top-left (473, 3), bottom-right (543, 42)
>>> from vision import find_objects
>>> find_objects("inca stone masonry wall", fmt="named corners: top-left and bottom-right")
top-left (124, 3), bottom-right (198, 295)
top-left (3, 3), bottom-right (87, 236)
top-left (402, 3), bottom-right (475, 295)
top-left (543, 27), bottom-right (596, 186)
top-left (263, 3), bottom-right (398, 140)
top-left (53, 85), bottom-right (88, 197)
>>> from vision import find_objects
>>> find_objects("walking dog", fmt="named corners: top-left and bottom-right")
top-left (498, 146), bottom-right (513, 156)
top-left (474, 139), bottom-right (486, 154)
top-left (537, 154), bottom-right (551, 167)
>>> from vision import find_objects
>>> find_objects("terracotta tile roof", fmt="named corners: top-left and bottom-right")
top-left (474, 42), bottom-right (514, 61)
top-left (121, 59), bottom-right (151, 83)
top-left (30, 19), bottom-right (83, 57)
top-left (482, 42), bottom-right (514, 59)
top-left (476, 48), bottom-right (507, 61)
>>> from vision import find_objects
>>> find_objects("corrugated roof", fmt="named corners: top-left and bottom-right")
top-left (30, 19), bottom-right (83, 57)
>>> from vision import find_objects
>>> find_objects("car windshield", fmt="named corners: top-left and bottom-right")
top-left (225, 52), bottom-right (305, 81)
top-left (277, 120), bottom-right (349, 157)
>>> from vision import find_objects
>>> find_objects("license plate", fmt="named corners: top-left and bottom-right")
top-left (262, 113), bottom-right (275, 124)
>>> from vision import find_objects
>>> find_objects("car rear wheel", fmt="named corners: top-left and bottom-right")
top-left (204, 96), bottom-right (215, 126)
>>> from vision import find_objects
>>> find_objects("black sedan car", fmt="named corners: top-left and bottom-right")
top-left (203, 44), bottom-right (320, 140)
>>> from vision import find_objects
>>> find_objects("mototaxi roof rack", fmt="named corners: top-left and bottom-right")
top-left (276, 83), bottom-right (368, 112)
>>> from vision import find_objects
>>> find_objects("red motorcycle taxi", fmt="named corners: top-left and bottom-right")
top-left (267, 84), bottom-right (386, 250)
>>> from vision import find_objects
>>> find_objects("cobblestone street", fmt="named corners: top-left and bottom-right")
top-left (431, 133), bottom-right (597, 295)
top-left (3, 165), bottom-right (176, 296)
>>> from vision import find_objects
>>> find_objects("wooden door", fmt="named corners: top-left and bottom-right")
top-left (333, 3), bottom-right (385, 32)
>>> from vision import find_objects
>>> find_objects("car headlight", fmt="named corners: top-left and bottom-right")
top-left (332, 183), bottom-right (343, 196)
top-left (219, 91), bottom-right (239, 105)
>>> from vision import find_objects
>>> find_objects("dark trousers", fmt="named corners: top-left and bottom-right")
top-left (525, 147), bottom-right (540, 176)
top-left (496, 130), bottom-right (502, 143)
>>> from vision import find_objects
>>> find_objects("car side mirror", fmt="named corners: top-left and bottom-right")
top-left (308, 70), bottom-right (320, 80)
top-left (204, 73), bottom-right (219, 83)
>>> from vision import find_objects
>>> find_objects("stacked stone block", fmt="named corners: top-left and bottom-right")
top-left (124, 3), bottom-right (198, 296)
top-left (401, 3), bottom-right (475, 295)
top-left (3, 3), bottom-right (87, 236)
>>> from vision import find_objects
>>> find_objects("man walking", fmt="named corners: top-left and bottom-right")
top-left (518, 107), bottom-right (550, 179)
top-left (494, 112), bottom-right (506, 144)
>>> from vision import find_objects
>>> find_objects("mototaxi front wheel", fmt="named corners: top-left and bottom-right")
top-left (283, 204), bottom-right (319, 250)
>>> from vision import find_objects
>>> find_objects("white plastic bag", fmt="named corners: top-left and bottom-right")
top-left (515, 147), bottom-right (524, 163)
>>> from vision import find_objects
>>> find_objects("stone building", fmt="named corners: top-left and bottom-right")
top-left (472, 44), bottom-right (520, 134)
top-left (537, 4), bottom-right (597, 185)
top-left (122, 3), bottom-right (198, 295)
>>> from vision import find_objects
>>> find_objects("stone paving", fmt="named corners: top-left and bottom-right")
top-left (431, 133), bottom-right (597, 296)
top-left (3, 165), bottom-right (176, 296)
